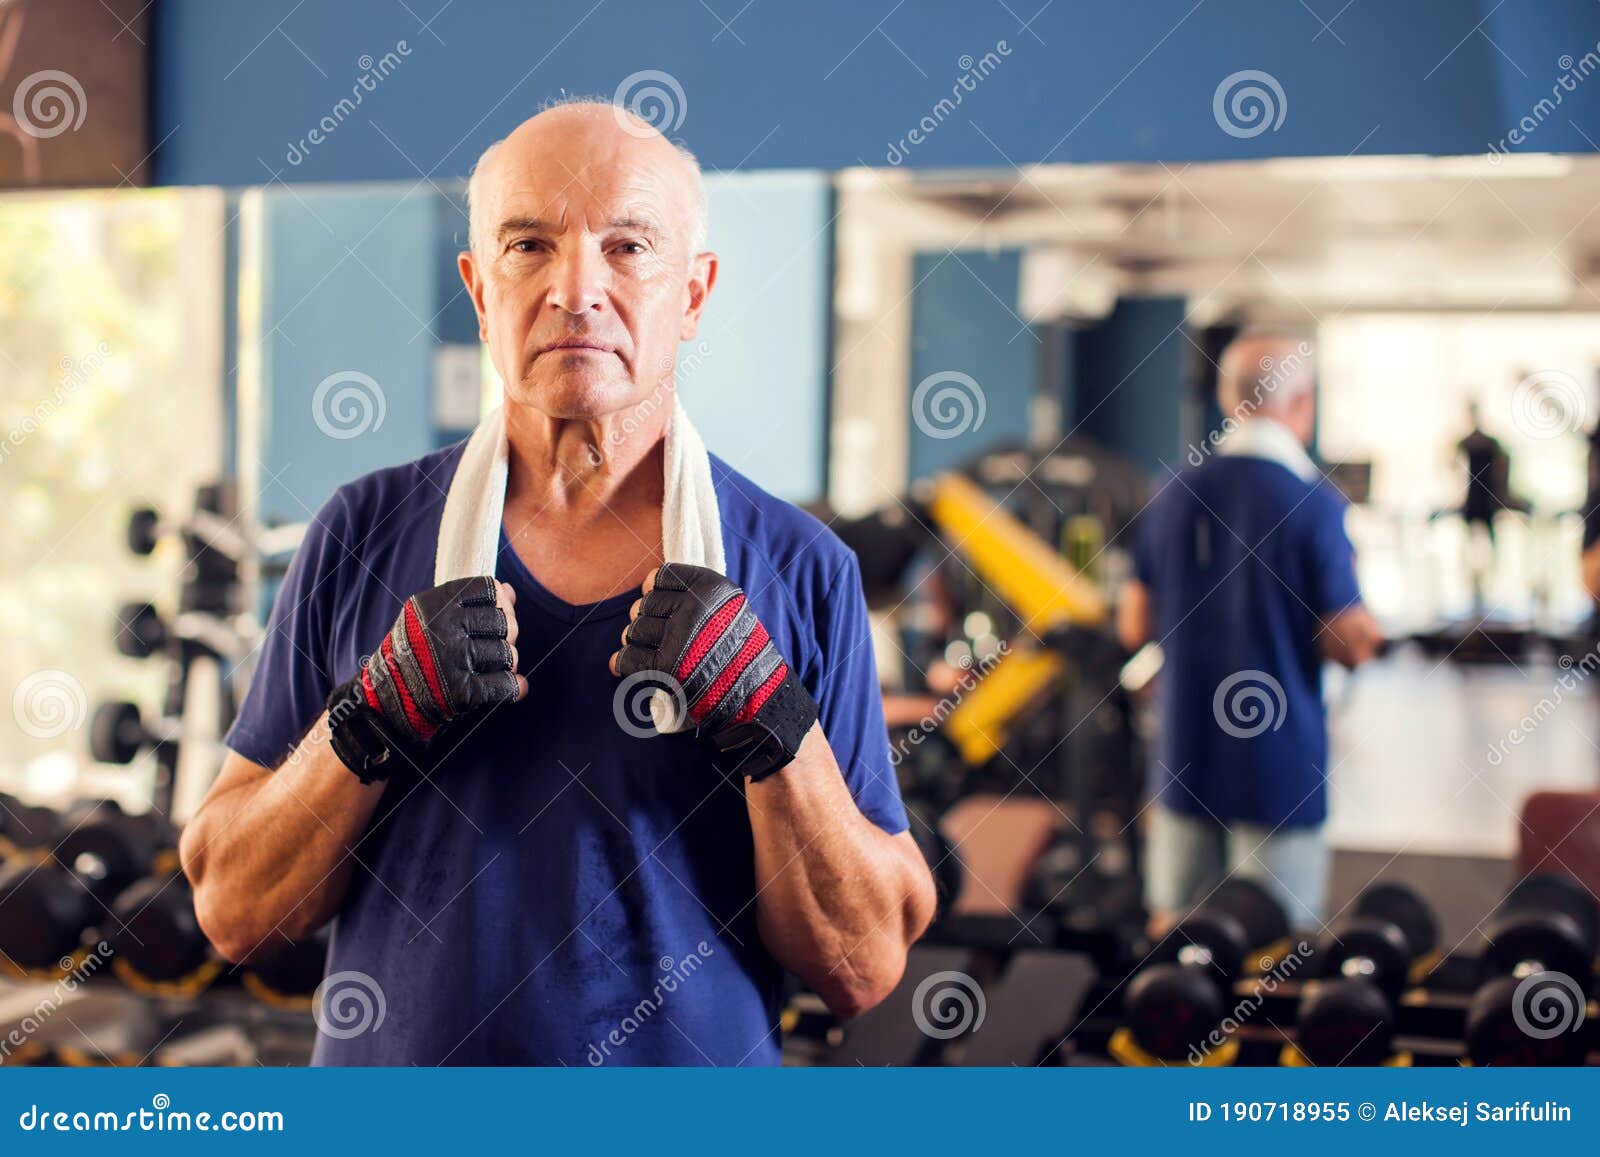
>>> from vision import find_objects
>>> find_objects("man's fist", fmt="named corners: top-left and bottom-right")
top-left (610, 563), bottom-right (817, 780)
top-left (326, 576), bottom-right (526, 781)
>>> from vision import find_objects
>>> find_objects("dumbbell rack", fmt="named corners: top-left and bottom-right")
top-left (95, 480), bottom-right (272, 816)
top-left (1071, 935), bottom-right (1600, 1067)
top-left (781, 876), bottom-right (1600, 1068)
top-left (0, 972), bottom-right (316, 1067)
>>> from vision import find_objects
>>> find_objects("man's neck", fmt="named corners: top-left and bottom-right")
top-left (503, 400), bottom-right (666, 518)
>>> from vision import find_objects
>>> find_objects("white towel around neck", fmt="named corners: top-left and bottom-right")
top-left (434, 398), bottom-right (724, 731)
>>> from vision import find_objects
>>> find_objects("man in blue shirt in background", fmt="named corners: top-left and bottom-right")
top-left (1117, 334), bottom-right (1382, 933)
top-left (178, 100), bottom-right (933, 1065)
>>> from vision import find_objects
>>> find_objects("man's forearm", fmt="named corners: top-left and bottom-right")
top-left (746, 725), bottom-right (936, 1018)
top-left (1583, 541), bottom-right (1600, 602)
top-left (180, 712), bottom-right (387, 962)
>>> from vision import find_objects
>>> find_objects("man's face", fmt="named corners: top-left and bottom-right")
top-left (461, 119), bottom-right (713, 422)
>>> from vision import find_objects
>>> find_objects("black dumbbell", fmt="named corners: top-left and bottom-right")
top-left (113, 602), bottom-right (167, 659)
top-left (0, 791), bottom-right (60, 861)
top-left (0, 800), bottom-right (174, 971)
top-left (1120, 877), bottom-right (1289, 1062)
top-left (1466, 873), bottom-right (1599, 1066)
top-left (904, 799), bottom-right (964, 921)
top-left (890, 728), bottom-right (964, 813)
top-left (1295, 881), bottom-right (1438, 1066)
top-left (89, 701), bottom-right (180, 765)
top-left (126, 507), bottom-right (161, 556)
top-left (105, 873), bottom-right (214, 990)
top-left (243, 929), bottom-right (330, 1005)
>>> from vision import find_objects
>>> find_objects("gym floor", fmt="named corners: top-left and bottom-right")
top-left (1326, 647), bottom-right (1600, 945)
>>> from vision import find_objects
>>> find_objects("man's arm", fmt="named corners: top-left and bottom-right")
top-left (745, 725), bottom-right (935, 1018)
top-left (179, 725), bottom-right (387, 962)
top-left (1116, 578), bottom-right (1152, 652)
top-left (1583, 539), bottom-right (1600, 602)
top-left (1317, 604), bottom-right (1383, 668)
top-left (610, 561), bottom-right (933, 1018)
top-left (184, 577), bottom-right (524, 962)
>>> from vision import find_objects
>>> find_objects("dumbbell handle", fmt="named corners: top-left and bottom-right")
top-left (184, 509), bottom-right (250, 562)
top-left (171, 612), bottom-right (252, 661)
top-left (112, 712), bottom-right (181, 748)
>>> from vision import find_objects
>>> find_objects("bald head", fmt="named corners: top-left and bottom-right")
top-left (456, 96), bottom-right (720, 430)
top-left (1217, 334), bottom-right (1315, 422)
top-left (466, 99), bottom-right (707, 258)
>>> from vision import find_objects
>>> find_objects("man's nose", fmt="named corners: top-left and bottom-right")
top-left (546, 241), bottom-right (607, 314)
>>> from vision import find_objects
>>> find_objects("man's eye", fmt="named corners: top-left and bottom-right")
top-left (510, 239), bottom-right (542, 253)
top-left (614, 242), bottom-right (646, 255)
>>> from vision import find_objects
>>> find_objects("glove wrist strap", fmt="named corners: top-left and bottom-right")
top-left (707, 670), bottom-right (818, 782)
top-left (326, 676), bottom-right (414, 785)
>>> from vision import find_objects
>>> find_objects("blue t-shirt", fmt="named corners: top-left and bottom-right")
top-left (225, 441), bottom-right (907, 1066)
top-left (1134, 455), bottom-right (1362, 829)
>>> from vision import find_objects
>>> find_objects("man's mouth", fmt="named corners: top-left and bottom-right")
top-left (540, 339), bottom-right (614, 356)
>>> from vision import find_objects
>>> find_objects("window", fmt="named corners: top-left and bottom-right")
top-left (0, 189), bottom-right (224, 806)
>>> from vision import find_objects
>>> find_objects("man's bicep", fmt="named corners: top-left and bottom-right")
top-left (1305, 499), bottom-right (1363, 616)
top-left (226, 493), bottom-right (350, 770)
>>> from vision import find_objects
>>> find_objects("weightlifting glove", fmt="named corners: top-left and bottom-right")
top-left (326, 575), bottom-right (520, 783)
top-left (613, 563), bottom-right (817, 780)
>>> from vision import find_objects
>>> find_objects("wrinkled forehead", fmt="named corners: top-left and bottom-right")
top-left (483, 144), bottom-right (692, 243)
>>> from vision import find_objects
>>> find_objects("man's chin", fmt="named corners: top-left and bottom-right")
top-left (506, 373), bottom-right (637, 420)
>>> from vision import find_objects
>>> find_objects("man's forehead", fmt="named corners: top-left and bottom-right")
top-left (487, 156), bottom-right (681, 228)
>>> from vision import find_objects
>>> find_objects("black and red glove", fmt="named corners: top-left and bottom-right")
top-left (326, 575), bottom-right (522, 782)
top-left (612, 563), bottom-right (818, 780)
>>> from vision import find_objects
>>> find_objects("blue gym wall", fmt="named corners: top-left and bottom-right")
top-left (165, 1), bottom-right (1600, 506)
top-left (154, 1), bottom-right (1600, 185)
top-left (254, 186), bottom-right (441, 526)
top-left (907, 250), bottom-right (1037, 482)
top-left (1072, 298), bottom-right (1191, 478)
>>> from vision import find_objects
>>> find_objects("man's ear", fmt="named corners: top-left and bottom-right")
top-left (679, 252), bottom-right (718, 341)
top-left (458, 250), bottom-right (489, 342)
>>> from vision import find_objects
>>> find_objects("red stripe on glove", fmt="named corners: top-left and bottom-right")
top-left (735, 662), bottom-right (788, 724)
top-left (403, 601), bottom-right (450, 717)
top-left (381, 635), bottom-right (436, 742)
top-left (675, 593), bottom-right (745, 682)
top-left (691, 622), bottom-right (770, 724)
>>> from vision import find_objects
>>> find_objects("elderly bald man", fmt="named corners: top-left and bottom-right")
top-left (1117, 334), bottom-right (1382, 934)
top-left (181, 100), bottom-right (934, 1066)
